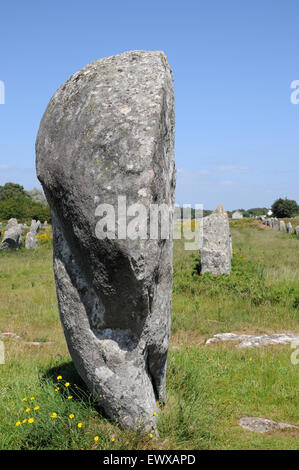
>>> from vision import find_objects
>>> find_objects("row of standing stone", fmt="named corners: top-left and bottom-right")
top-left (262, 218), bottom-right (299, 235)
top-left (0, 218), bottom-right (49, 250)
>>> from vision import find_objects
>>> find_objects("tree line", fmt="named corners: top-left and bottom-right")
top-left (0, 183), bottom-right (50, 222)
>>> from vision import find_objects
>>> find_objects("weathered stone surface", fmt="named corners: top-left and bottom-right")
top-left (287, 222), bottom-right (293, 234)
top-left (30, 219), bottom-right (41, 234)
top-left (0, 225), bottom-right (22, 250)
top-left (25, 231), bottom-right (38, 249)
top-left (239, 417), bottom-right (299, 433)
top-left (279, 220), bottom-right (286, 231)
top-left (273, 218), bottom-right (279, 229)
top-left (206, 332), bottom-right (299, 348)
top-left (200, 204), bottom-right (232, 275)
top-left (36, 50), bottom-right (175, 432)
top-left (295, 226), bottom-right (299, 236)
top-left (6, 218), bottom-right (18, 230)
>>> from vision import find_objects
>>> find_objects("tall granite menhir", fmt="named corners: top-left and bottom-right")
top-left (36, 51), bottom-right (175, 432)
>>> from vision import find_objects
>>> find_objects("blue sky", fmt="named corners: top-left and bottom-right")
top-left (0, 0), bottom-right (298, 210)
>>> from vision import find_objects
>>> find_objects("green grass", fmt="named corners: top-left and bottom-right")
top-left (0, 221), bottom-right (299, 449)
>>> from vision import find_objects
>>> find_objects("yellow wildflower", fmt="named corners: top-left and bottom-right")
top-left (55, 387), bottom-right (60, 392)
top-left (22, 419), bottom-right (27, 424)
top-left (94, 436), bottom-right (99, 442)
top-left (30, 397), bottom-right (35, 401)
top-left (15, 421), bottom-right (21, 427)
top-left (22, 398), bottom-right (27, 402)
top-left (111, 437), bottom-right (115, 442)
top-left (28, 418), bottom-right (34, 424)
top-left (51, 412), bottom-right (57, 418)
top-left (25, 408), bottom-right (30, 413)
top-left (57, 376), bottom-right (62, 380)
top-left (34, 406), bottom-right (40, 411)
top-left (69, 414), bottom-right (74, 419)
top-left (65, 382), bottom-right (70, 387)
top-left (67, 396), bottom-right (73, 400)
top-left (77, 422), bottom-right (82, 428)
top-left (153, 412), bottom-right (157, 416)
top-left (149, 434), bottom-right (153, 439)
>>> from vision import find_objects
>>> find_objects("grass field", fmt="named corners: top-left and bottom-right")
top-left (0, 219), bottom-right (299, 450)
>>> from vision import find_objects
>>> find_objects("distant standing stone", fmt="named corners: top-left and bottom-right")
top-left (295, 226), bottom-right (299, 236)
top-left (279, 220), bottom-right (286, 231)
top-left (25, 231), bottom-right (38, 249)
top-left (6, 218), bottom-right (18, 231)
top-left (0, 225), bottom-right (22, 250)
top-left (287, 222), bottom-right (293, 234)
top-left (201, 204), bottom-right (232, 275)
top-left (30, 220), bottom-right (41, 234)
top-left (273, 218), bottom-right (279, 229)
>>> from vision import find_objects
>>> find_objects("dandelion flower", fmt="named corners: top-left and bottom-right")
top-left (34, 406), bottom-right (40, 411)
top-left (153, 412), bottom-right (157, 416)
top-left (55, 387), bottom-right (60, 392)
top-left (249, 357), bottom-right (252, 361)
top-left (51, 412), bottom-right (57, 418)
top-left (30, 397), bottom-right (35, 401)
top-left (22, 398), bottom-right (27, 402)
top-left (15, 421), bottom-right (21, 427)
top-left (111, 437), bottom-right (115, 442)
top-left (67, 396), bottom-right (73, 400)
top-left (22, 419), bottom-right (27, 424)
top-left (65, 382), bottom-right (70, 387)
top-left (69, 414), bottom-right (74, 419)
top-left (28, 418), bottom-right (34, 424)
top-left (94, 436), bottom-right (99, 442)
top-left (149, 434), bottom-right (153, 439)
top-left (57, 376), bottom-right (62, 380)
top-left (25, 408), bottom-right (30, 413)
top-left (77, 422), bottom-right (82, 428)
top-left (99, 394), bottom-right (103, 398)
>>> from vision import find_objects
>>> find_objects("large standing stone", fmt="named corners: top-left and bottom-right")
top-left (200, 204), bottom-right (232, 275)
top-left (0, 225), bottom-right (22, 250)
top-left (25, 231), bottom-right (38, 249)
top-left (287, 222), bottom-right (293, 234)
top-left (36, 50), bottom-right (175, 432)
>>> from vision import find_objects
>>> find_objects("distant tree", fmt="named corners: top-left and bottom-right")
top-left (26, 187), bottom-right (47, 205)
top-left (0, 182), bottom-right (28, 201)
top-left (271, 198), bottom-right (299, 218)
top-left (0, 182), bottom-right (50, 222)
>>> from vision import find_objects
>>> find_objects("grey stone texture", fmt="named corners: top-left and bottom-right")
top-left (30, 219), bottom-right (41, 234)
top-left (36, 50), bottom-right (175, 432)
top-left (200, 204), bottom-right (232, 275)
top-left (279, 220), bottom-right (286, 231)
top-left (0, 224), bottom-right (22, 250)
top-left (239, 417), bottom-right (298, 433)
top-left (25, 231), bottom-right (38, 249)
top-left (206, 332), bottom-right (299, 348)
top-left (287, 222), bottom-right (293, 234)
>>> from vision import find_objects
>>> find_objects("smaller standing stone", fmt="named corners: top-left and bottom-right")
top-left (0, 225), bottom-right (22, 250)
top-left (273, 218), bottom-right (279, 229)
top-left (25, 232), bottom-right (38, 249)
top-left (6, 218), bottom-right (18, 231)
top-left (30, 220), bottom-right (41, 234)
top-left (287, 222), bottom-right (293, 234)
top-left (201, 204), bottom-right (232, 275)
top-left (295, 226), bottom-right (299, 236)
top-left (279, 220), bottom-right (286, 231)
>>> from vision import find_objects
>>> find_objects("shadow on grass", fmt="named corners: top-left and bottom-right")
top-left (43, 360), bottom-right (107, 420)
